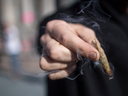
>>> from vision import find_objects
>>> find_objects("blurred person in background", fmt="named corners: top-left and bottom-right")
top-left (3, 23), bottom-right (22, 76)
top-left (37, 0), bottom-right (128, 96)
top-left (0, 23), bottom-right (4, 69)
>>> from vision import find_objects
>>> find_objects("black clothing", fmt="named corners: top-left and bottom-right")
top-left (37, 0), bottom-right (128, 96)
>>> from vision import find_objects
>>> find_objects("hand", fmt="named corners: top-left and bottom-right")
top-left (40, 20), bottom-right (100, 80)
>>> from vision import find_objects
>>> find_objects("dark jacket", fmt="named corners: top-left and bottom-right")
top-left (37, 0), bottom-right (128, 96)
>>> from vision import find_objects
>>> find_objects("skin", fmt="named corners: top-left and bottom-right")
top-left (40, 20), bottom-right (100, 80)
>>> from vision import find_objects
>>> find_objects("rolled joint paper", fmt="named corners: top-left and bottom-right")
top-left (92, 39), bottom-right (113, 80)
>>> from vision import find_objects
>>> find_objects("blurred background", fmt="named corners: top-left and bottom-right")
top-left (0, 0), bottom-right (78, 96)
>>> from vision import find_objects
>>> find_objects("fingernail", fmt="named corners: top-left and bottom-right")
top-left (89, 52), bottom-right (97, 61)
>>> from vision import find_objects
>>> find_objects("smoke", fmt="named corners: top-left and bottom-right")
top-left (0, 0), bottom-right (114, 79)
top-left (14, 0), bottom-right (113, 80)
top-left (52, 0), bottom-right (114, 80)
top-left (56, 0), bottom-right (111, 32)
top-left (78, 0), bottom-right (111, 21)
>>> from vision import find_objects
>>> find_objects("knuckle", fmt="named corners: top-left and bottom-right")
top-left (46, 21), bottom-right (54, 32)
top-left (87, 28), bottom-right (95, 37)
top-left (59, 33), bottom-right (68, 43)
top-left (59, 64), bottom-right (67, 69)
top-left (40, 58), bottom-right (49, 70)
top-left (46, 20), bottom-right (66, 32)
top-left (48, 47), bottom-right (60, 60)
top-left (82, 27), bottom-right (95, 35)
top-left (48, 73), bottom-right (57, 80)
top-left (83, 27), bottom-right (96, 43)
top-left (40, 35), bottom-right (45, 44)
top-left (54, 20), bottom-right (67, 28)
top-left (87, 28), bottom-right (95, 33)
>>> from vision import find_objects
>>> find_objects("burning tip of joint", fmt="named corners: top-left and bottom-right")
top-left (109, 77), bottom-right (113, 80)
top-left (92, 38), bottom-right (114, 80)
top-left (106, 73), bottom-right (114, 80)
top-left (108, 75), bottom-right (114, 80)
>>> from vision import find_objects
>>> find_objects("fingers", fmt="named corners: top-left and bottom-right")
top-left (48, 64), bottom-right (76, 80)
top-left (39, 20), bottom-right (102, 80)
top-left (48, 21), bottom-right (99, 61)
top-left (40, 55), bottom-right (77, 71)
top-left (40, 55), bottom-right (77, 80)
top-left (40, 33), bottom-right (78, 62)
top-left (70, 24), bottom-right (97, 44)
